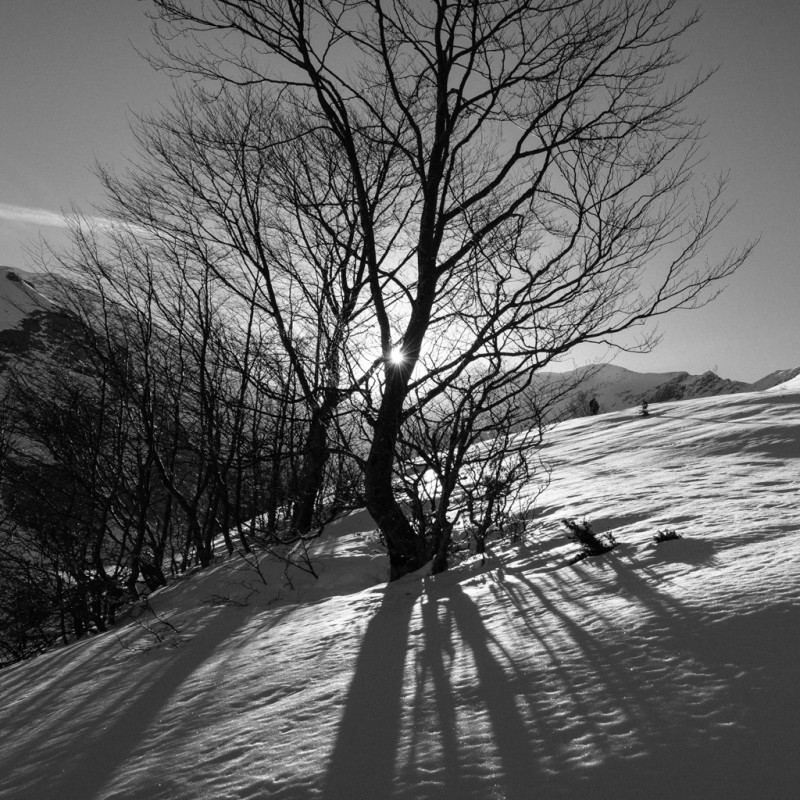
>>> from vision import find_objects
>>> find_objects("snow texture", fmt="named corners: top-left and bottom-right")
top-left (1, 381), bottom-right (799, 799)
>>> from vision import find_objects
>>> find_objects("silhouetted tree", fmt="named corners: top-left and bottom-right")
top-left (139, 0), bottom-right (753, 579)
top-left (91, 86), bottom-right (384, 540)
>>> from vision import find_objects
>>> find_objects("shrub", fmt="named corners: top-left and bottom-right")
top-left (562, 518), bottom-right (617, 563)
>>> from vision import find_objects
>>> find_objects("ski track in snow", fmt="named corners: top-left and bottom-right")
top-left (1, 382), bottom-right (799, 799)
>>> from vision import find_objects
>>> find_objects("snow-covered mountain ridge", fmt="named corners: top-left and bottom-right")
top-left (1, 375), bottom-right (798, 799)
top-left (533, 362), bottom-right (800, 418)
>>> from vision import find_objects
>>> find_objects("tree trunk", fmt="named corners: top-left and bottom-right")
top-left (290, 400), bottom-right (334, 538)
top-left (364, 378), bottom-right (426, 581)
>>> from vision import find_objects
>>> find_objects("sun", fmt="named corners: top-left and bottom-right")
top-left (389, 348), bottom-right (405, 365)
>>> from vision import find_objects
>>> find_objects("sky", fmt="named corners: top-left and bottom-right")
top-left (0, 0), bottom-right (797, 382)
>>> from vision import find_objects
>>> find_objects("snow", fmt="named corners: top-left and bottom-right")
top-left (1, 385), bottom-right (799, 799)
top-left (0, 266), bottom-right (55, 331)
top-left (769, 372), bottom-right (800, 393)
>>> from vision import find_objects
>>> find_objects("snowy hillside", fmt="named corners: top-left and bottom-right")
top-left (0, 266), bottom-right (81, 368)
top-left (1, 379), bottom-right (799, 799)
top-left (534, 362), bottom-right (800, 418)
top-left (0, 267), bottom-right (55, 330)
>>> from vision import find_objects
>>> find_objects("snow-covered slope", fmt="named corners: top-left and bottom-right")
top-left (750, 367), bottom-right (800, 392)
top-left (533, 362), bottom-right (798, 418)
top-left (0, 266), bottom-right (57, 355)
top-left (0, 266), bottom-right (81, 370)
top-left (769, 372), bottom-right (800, 393)
top-left (1, 383), bottom-right (798, 800)
top-left (0, 266), bottom-right (55, 330)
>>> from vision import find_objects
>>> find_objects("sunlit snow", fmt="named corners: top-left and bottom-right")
top-left (1, 378), bottom-right (799, 799)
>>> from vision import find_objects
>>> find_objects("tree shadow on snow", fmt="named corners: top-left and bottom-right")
top-left (494, 546), bottom-right (800, 797)
top-left (0, 603), bottom-right (257, 800)
top-left (432, 583), bottom-right (544, 800)
top-left (322, 583), bottom-right (421, 800)
top-left (397, 582), bottom-right (546, 800)
top-left (323, 578), bottom-right (547, 800)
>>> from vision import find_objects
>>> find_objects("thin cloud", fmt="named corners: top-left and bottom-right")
top-left (0, 203), bottom-right (69, 228)
top-left (0, 203), bottom-right (148, 239)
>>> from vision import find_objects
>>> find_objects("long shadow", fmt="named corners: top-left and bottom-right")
top-left (507, 548), bottom-right (790, 792)
top-left (3, 604), bottom-right (249, 800)
top-left (485, 550), bottom-right (717, 756)
top-left (512, 567), bottom-right (693, 752)
top-left (446, 583), bottom-right (541, 800)
top-left (322, 585), bottom-right (420, 800)
top-left (550, 552), bottom-right (800, 794)
top-left (490, 568), bottom-right (608, 729)
top-left (393, 579), bottom-right (547, 799)
top-left (399, 591), bottom-right (462, 795)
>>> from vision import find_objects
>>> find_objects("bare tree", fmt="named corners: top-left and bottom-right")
top-left (139, 0), bottom-right (754, 579)
top-left (52, 222), bottom-right (296, 564)
top-left (90, 83), bottom-right (394, 540)
top-left (0, 238), bottom-right (324, 658)
top-left (394, 361), bottom-right (546, 572)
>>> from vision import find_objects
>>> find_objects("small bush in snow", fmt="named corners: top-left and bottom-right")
top-left (653, 528), bottom-right (681, 543)
top-left (562, 518), bottom-right (617, 563)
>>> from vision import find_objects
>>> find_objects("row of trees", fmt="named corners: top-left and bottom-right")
top-left (0, 0), bottom-right (753, 661)
top-left (0, 245), bottom-right (534, 661)
top-left (0, 254), bottom-right (332, 660)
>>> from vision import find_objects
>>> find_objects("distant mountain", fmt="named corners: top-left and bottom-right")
top-left (532, 362), bottom-right (800, 419)
top-left (747, 368), bottom-right (800, 392)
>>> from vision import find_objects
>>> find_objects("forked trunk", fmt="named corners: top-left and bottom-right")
top-left (364, 380), bottom-right (427, 581)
